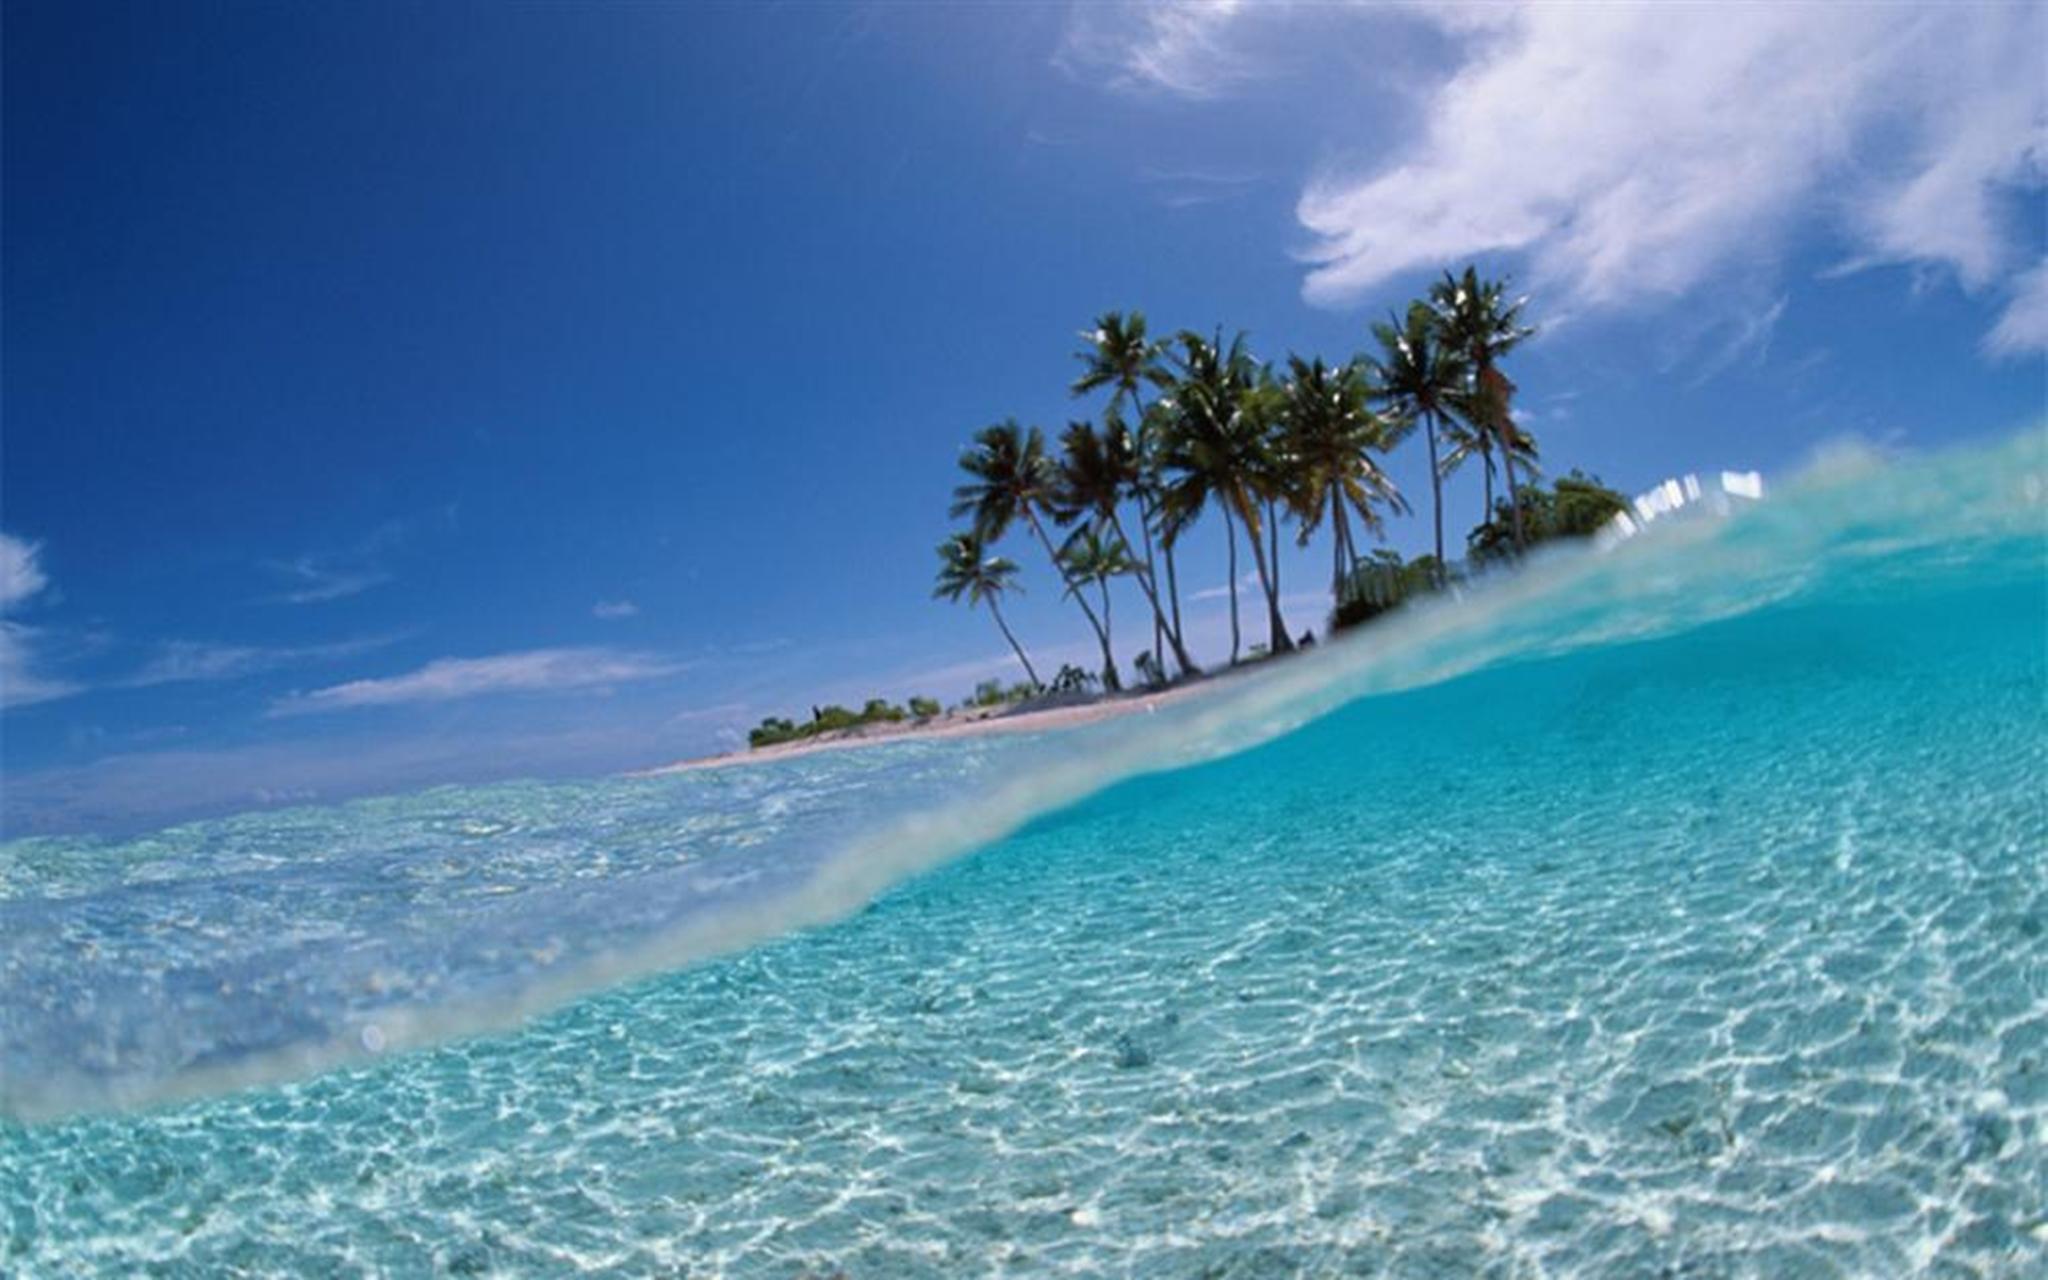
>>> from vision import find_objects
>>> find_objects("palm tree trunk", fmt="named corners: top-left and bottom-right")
top-left (1098, 576), bottom-right (1113, 681)
top-left (1265, 496), bottom-right (1293, 650)
top-left (1024, 508), bottom-right (1120, 691)
top-left (1139, 501), bottom-right (1163, 675)
top-left (1329, 488), bottom-right (1347, 598)
top-left (986, 596), bottom-right (1040, 688)
top-left (1501, 438), bottom-right (1527, 552)
top-left (1165, 540), bottom-right (1184, 652)
top-left (1483, 360), bottom-right (1528, 552)
top-left (1113, 507), bottom-right (1199, 677)
top-left (1483, 451), bottom-right (1495, 521)
top-left (1239, 493), bottom-right (1293, 653)
top-left (1425, 410), bottom-right (1447, 587)
top-left (1222, 503), bottom-right (1241, 665)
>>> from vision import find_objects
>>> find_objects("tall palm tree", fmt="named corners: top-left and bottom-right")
top-left (1071, 312), bottom-right (1182, 674)
top-left (951, 420), bottom-right (1122, 691)
top-left (1157, 330), bottom-right (1294, 657)
top-left (932, 533), bottom-right (1040, 688)
top-left (1370, 302), bottom-right (1469, 585)
top-left (1277, 354), bottom-right (1408, 596)
top-left (1431, 267), bottom-right (1536, 550)
top-left (1054, 418), bottom-right (1199, 677)
top-left (1244, 366), bottom-right (1296, 644)
top-left (1058, 526), bottom-right (1136, 671)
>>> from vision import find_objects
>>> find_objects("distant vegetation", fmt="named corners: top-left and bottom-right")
top-left (748, 697), bottom-right (928, 749)
top-left (936, 264), bottom-right (1638, 679)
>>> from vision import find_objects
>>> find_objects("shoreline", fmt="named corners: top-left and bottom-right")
top-left (636, 675), bottom-right (1226, 776)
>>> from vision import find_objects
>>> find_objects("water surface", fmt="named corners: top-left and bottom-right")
top-left (2, 434), bottom-right (2043, 1276)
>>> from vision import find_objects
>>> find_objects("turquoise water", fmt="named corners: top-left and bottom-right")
top-left (2, 435), bottom-right (2044, 1277)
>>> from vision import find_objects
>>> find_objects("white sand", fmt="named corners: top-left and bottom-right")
top-left (636, 678), bottom-right (1223, 776)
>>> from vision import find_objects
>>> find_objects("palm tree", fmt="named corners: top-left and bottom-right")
top-left (1157, 330), bottom-right (1293, 658)
top-left (1071, 312), bottom-right (1184, 675)
top-left (1054, 418), bottom-right (1200, 677)
top-left (1440, 408), bottom-right (1538, 532)
top-left (1276, 355), bottom-right (1408, 596)
top-left (932, 533), bottom-right (1041, 688)
top-left (1431, 267), bottom-right (1535, 550)
top-left (1058, 526), bottom-right (1136, 673)
top-left (1071, 310), bottom-right (1172, 419)
top-left (1370, 301), bottom-right (1469, 585)
top-left (951, 420), bottom-right (1122, 691)
top-left (1244, 366), bottom-right (1296, 643)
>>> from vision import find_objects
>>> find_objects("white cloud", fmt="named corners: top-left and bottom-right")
top-left (1298, 4), bottom-right (2044, 327)
top-left (1, 623), bottom-right (78, 709)
top-left (1058, 0), bottom-right (1250, 99)
top-left (0, 533), bottom-right (75, 709)
top-left (1189, 570), bottom-right (1262, 602)
top-left (1986, 257), bottom-right (2048, 357)
top-left (1069, 3), bottom-right (2047, 352)
top-left (272, 647), bottom-right (682, 716)
top-left (592, 600), bottom-right (639, 620)
top-left (1, 533), bottom-right (49, 609)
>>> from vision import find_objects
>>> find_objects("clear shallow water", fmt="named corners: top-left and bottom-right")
top-left (2, 434), bottom-right (2044, 1277)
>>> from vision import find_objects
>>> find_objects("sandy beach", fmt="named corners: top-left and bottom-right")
top-left (638, 677), bottom-right (1224, 776)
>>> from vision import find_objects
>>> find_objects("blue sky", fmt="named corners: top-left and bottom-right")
top-left (4, 1), bottom-right (2043, 834)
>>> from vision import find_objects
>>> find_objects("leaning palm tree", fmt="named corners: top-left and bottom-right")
top-left (1058, 526), bottom-right (1137, 675)
top-left (1054, 417), bottom-right (1199, 677)
top-left (1431, 267), bottom-right (1536, 549)
top-left (1072, 312), bottom-right (1183, 673)
top-left (1158, 330), bottom-right (1293, 657)
top-left (932, 532), bottom-right (1040, 689)
top-left (1370, 302), bottom-right (1469, 584)
top-left (951, 420), bottom-right (1121, 691)
top-left (1277, 354), bottom-right (1408, 596)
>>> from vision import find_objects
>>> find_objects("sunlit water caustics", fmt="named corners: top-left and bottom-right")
top-left (3, 433), bottom-right (2045, 1277)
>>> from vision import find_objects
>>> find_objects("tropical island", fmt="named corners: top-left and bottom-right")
top-left (722, 266), bottom-right (1631, 763)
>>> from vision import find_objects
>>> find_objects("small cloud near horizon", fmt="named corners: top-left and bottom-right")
top-left (593, 600), bottom-right (639, 620)
top-left (271, 646), bottom-right (683, 716)
top-left (121, 634), bottom-right (404, 688)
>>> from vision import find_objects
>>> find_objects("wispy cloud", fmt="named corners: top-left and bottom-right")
top-left (1985, 257), bottom-right (2048, 358)
top-left (1189, 571), bottom-right (1261, 602)
top-left (1, 533), bottom-right (50, 609)
top-left (1057, 0), bottom-right (1252, 100)
top-left (264, 521), bottom-right (404, 604)
top-left (0, 624), bottom-right (78, 710)
top-left (0, 533), bottom-right (77, 710)
top-left (1687, 295), bottom-right (1790, 388)
top-left (268, 563), bottom-right (393, 604)
top-left (592, 600), bottom-right (639, 620)
top-left (1067, 3), bottom-right (2047, 354)
top-left (122, 634), bottom-right (403, 688)
top-left (271, 647), bottom-right (684, 716)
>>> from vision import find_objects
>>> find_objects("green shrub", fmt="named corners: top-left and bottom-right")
top-left (1467, 471), bottom-right (1629, 563)
top-left (908, 695), bottom-right (942, 720)
top-left (1048, 664), bottom-right (1096, 694)
top-left (1331, 550), bottom-right (1445, 632)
